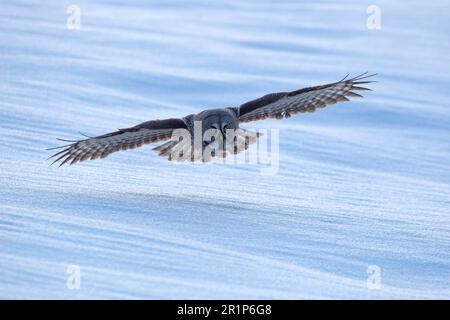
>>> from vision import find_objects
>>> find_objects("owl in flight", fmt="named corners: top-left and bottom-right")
top-left (49, 73), bottom-right (375, 166)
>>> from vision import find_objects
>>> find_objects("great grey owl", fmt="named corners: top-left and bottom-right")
top-left (49, 73), bottom-right (375, 166)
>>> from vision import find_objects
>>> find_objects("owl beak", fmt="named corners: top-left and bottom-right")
top-left (220, 123), bottom-right (228, 137)
top-left (220, 126), bottom-right (229, 144)
top-left (218, 130), bottom-right (224, 143)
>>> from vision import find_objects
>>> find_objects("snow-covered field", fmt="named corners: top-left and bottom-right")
top-left (1, 0), bottom-right (449, 299)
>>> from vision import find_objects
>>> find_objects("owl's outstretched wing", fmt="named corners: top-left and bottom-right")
top-left (48, 118), bottom-right (187, 166)
top-left (237, 73), bottom-right (376, 123)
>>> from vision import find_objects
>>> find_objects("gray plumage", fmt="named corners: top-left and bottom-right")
top-left (49, 73), bottom-right (375, 166)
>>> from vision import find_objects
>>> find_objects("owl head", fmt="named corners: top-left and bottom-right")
top-left (192, 108), bottom-right (239, 160)
top-left (195, 108), bottom-right (238, 136)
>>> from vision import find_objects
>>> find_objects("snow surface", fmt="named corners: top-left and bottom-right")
top-left (1, 0), bottom-right (449, 299)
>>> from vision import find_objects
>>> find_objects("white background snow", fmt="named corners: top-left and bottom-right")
top-left (1, 0), bottom-right (449, 299)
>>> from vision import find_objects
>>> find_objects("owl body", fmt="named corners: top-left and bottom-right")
top-left (161, 108), bottom-right (248, 162)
